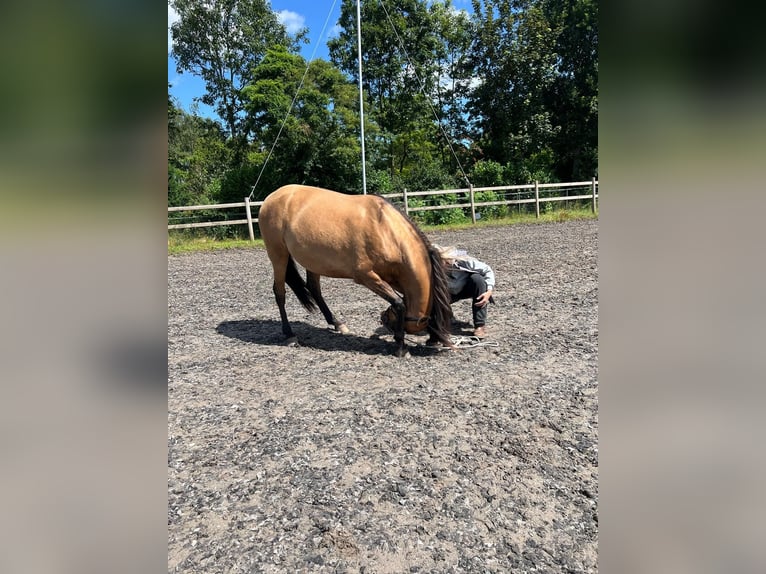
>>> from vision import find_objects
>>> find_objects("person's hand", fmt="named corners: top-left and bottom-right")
top-left (475, 288), bottom-right (493, 307)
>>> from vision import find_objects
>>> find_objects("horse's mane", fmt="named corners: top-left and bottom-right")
top-left (375, 195), bottom-right (454, 346)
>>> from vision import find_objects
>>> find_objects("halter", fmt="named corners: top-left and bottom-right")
top-left (404, 316), bottom-right (429, 326)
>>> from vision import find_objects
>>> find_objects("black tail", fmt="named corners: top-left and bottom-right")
top-left (285, 255), bottom-right (317, 312)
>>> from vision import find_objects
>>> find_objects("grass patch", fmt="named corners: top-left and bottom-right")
top-left (168, 235), bottom-right (264, 255)
top-left (420, 205), bottom-right (597, 233)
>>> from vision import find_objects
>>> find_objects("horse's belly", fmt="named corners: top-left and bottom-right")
top-left (289, 245), bottom-right (355, 279)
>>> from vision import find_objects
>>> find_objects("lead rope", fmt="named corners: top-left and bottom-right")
top-left (404, 335), bottom-right (500, 350)
top-left (449, 335), bottom-right (500, 349)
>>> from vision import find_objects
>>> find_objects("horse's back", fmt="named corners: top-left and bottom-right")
top-left (261, 185), bottom-right (394, 235)
top-left (260, 185), bottom-right (401, 277)
top-left (263, 185), bottom-right (375, 218)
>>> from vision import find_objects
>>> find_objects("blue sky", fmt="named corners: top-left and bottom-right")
top-left (168, 1), bottom-right (473, 121)
top-left (168, 1), bottom-right (344, 119)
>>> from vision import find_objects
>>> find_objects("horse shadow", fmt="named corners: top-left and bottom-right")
top-left (216, 319), bottom-right (442, 356)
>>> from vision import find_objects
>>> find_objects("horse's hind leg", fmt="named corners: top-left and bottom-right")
top-left (268, 254), bottom-right (297, 342)
top-left (306, 271), bottom-right (349, 334)
top-left (274, 282), bottom-right (296, 340)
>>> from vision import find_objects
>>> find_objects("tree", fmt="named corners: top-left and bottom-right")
top-left (468, 0), bottom-right (559, 180)
top-left (221, 46), bottom-right (371, 200)
top-left (430, 3), bottom-right (475, 169)
top-left (467, 0), bottom-right (597, 182)
top-left (545, 0), bottom-right (598, 180)
top-left (169, 0), bottom-right (303, 148)
top-left (168, 96), bottom-right (230, 207)
top-left (328, 0), bottom-right (456, 181)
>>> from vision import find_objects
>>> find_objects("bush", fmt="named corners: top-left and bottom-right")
top-left (400, 161), bottom-right (459, 194)
top-left (408, 194), bottom-right (468, 226)
top-left (470, 160), bottom-right (505, 187)
top-left (366, 168), bottom-right (396, 195)
top-left (474, 190), bottom-right (508, 221)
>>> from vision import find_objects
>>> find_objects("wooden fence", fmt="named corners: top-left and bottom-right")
top-left (167, 178), bottom-right (598, 240)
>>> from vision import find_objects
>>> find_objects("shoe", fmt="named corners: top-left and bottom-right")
top-left (473, 326), bottom-right (487, 339)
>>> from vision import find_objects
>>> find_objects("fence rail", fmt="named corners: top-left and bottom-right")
top-left (167, 179), bottom-right (598, 240)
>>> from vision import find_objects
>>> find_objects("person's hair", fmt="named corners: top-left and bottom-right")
top-left (434, 244), bottom-right (470, 263)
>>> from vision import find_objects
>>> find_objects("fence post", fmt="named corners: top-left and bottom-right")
top-left (469, 184), bottom-right (476, 224)
top-left (403, 188), bottom-right (409, 216)
top-left (534, 181), bottom-right (540, 218)
top-left (244, 197), bottom-right (255, 241)
top-left (591, 177), bottom-right (597, 214)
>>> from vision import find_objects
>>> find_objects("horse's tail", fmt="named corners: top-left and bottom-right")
top-left (285, 255), bottom-right (317, 312)
top-left (427, 245), bottom-right (454, 346)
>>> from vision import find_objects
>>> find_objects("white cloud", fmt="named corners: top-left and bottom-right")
top-left (327, 24), bottom-right (342, 40)
top-left (168, 4), bottom-right (180, 54)
top-left (277, 10), bottom-right (305, 35)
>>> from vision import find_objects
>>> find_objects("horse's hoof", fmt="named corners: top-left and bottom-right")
top-left (331, 323), bottom-right (350, 335)
top-left (394, 347), bottom-right (410, 358)
top-left (285, 337), bottom-right (299, 347)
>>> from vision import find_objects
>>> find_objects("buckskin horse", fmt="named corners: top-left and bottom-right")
top-left (258, 184), bottom-right (454, 356)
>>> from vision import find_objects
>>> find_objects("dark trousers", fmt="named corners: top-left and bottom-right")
top-left (451, 274), bottom-right (489, 328)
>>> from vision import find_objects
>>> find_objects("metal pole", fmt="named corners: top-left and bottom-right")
top-left (356, 0), bottom-right (367, 194)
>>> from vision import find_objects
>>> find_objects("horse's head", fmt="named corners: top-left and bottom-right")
top-left (380, 305), bottom-right (429, 333)
top-left (380, 306), bottom-right (397, 331)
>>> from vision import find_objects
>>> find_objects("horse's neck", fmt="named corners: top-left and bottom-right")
top-left (400, 250), bottom-right (431, 317)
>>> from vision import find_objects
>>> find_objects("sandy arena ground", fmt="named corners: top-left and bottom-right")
top-left (168, 219), bottom-right (598, 573)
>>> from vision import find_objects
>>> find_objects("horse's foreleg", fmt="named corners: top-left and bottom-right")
top-left (356, 272), bottom-right (408, 357)
top-left (306, 272), bottom-right (349, 334)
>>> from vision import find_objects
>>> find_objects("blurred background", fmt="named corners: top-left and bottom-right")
top-left (0, 2), bottom-right (166, 573)
top-left (600, 1), bottom-right (766, 572)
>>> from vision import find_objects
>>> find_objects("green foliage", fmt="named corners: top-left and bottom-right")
top-left (400, 159), bottom-right (465, 226)
top-left (366, 169), bottom-right (396, 195)
top-left (219, 163), bottom-right (262, 203)
top-left (470, 160), bottom-right (505, 186)
top-left (505, 147), bottom-right (557, 184)
top-left (170, 0), bottom-right (302, 146)
top-left (241, 47), bottom-right (368, 194)
top-left (545, 0), bottom-right (598, 180)
top-left (434, 203), bottom-right (470, 226)
top-left (468, 0), bottom-right (597, 182)
top-left (474, 190), bottom-right (508, 220)
top-left (400, 160), bottom-right (459, 193)
top-left (168, 97), bottom-right (230, 207)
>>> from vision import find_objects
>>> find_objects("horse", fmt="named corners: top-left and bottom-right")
top-left (258, 184), bottom-right (455, 356)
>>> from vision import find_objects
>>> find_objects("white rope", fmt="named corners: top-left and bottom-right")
top-left (448, 335), bottom-right (500, 349)
top-left (403, 334), bottom-right (500, 350)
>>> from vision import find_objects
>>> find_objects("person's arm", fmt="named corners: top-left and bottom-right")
top-left (465, 258), bottom-right (494, 306)
top-left (465, 258), bottom-right (495, 290)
